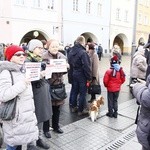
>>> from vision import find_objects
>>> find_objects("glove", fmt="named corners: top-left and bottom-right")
top-left (129, 83), bottom-right (138, 88)
top-left (86, 80), bottom-right (91, 87)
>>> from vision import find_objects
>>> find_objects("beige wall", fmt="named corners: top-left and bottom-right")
top-left (136, 2), bottom-right (150, 44)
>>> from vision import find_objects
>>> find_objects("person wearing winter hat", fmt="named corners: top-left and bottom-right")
top-left (103, 55), bottom-right (125, 118)
top-left (5, 45), bottom-right (24, 61)
top-left (26, 39), bottom-right (52, 149)
top-left (130, 47), bottom-right (147, 82)
top-left (0, 45), bottom-right (39, 150)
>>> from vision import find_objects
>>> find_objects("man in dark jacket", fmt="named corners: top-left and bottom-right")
top-left (68, 36), bottom-right (91, 116)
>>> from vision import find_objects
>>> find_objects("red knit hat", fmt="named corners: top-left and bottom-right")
top-left (111, 55), bottom-right (119, 64)
top-left (5, 45), bottom-right (24, 61)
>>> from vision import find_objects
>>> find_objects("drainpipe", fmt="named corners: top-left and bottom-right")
top-left (108, 0), bottom-right (112, 54)
top-left (129, 0), bottom-right (138, 84)
top-left (131, 0), bottom-right (138, 57)
top-left (61, 0), bottom-right (64, 44)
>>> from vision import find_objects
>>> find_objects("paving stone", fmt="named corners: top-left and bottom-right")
top-left (97, 115), bottom-right (135, 132)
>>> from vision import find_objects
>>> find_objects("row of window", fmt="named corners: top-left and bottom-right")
top-left (14, 0), bottom-right (149, 25)
top-left (116, 9), bottom-right (129, 22)
top-left (138, 13), bottom-right (149, 25)
top-left (15, 0), bottom-right (54, 9)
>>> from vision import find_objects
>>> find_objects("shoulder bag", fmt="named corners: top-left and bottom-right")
top-left (50, 80), bottom-right (67, 101)
top-left (0, 71), bottom-right (17, 121)
top-left (88, 79), bottom-right (101, 95)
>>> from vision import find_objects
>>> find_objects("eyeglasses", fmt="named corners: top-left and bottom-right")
top-left (14, 53), bottom-right (27, 57)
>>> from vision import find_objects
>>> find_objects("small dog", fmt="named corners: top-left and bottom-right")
top-left (89, 96), bottom-right (104, 122)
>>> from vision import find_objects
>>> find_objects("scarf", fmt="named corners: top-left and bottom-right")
top-left (111, 64), bottom-right (121, 77)
top-left (27, 51), bottom-right (42, 62)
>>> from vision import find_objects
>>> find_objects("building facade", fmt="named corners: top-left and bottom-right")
top-left (62, 0), bottom-right (111, 54)
top-left (1, 0), bottom-right (149, 55)
top-left (0, 0), bottom-right (62, 44)
top-left (136, 0), bottom-right (150, 45)
top-left (109, 0), bottom-right (135, 55)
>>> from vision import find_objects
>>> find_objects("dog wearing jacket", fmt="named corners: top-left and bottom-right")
top-left (89, 96), bottom-right (104, 122)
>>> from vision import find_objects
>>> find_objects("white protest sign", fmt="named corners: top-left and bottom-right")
top-left (25, 62), bottom-right (41, 81)
top-left (50, 59), bottom-right (67, 73)
top-left (45, 59), bottom-right (67, 79)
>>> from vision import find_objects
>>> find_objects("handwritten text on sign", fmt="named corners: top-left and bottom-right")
top-left (25, 62), bottom-right (41, 81)
top-left (45, 59), bottom-right (67, 79)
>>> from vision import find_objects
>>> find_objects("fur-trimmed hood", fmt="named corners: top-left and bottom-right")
top-left (0, 61), bottom-right (20, 73)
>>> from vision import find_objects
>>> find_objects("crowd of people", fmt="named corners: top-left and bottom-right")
top-left (0, 39), bottom-right (68, 150)
top-left (0, 34), bottom-right (150, 150)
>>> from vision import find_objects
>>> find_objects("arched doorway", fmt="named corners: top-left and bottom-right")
top-left (20, 30), bottom-right (47, 45)
top-left (113, 36), bottom-right (124, 55)
top-left (81, 32), bottom-right (98, 44)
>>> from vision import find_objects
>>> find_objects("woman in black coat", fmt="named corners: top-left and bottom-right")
top-left (26, 39), bottom-right (52, 149)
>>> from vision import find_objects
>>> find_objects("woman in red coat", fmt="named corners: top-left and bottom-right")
top-left (103, 55), bottom-right (125, 118)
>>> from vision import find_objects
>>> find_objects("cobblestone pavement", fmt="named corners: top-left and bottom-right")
top-left (39, 99), bottom-right (141, 150)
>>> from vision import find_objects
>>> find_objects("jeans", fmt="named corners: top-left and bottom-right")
top-left (6, 145), bottom-right (17, 150)
top-left (71, 77), bottom-right (87, 112)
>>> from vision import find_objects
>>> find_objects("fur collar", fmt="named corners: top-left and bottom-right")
top-left (0, 61), bottom-right (21, 73)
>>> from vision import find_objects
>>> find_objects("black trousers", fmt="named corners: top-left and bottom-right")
top-left (52, 105), bottom-right (60, 130)
top-left (16, 146), bottom-right (22, 150)
top-left (107, 91), bottom-right (119, 114)
top-left (43, 120), bottom-right (50, 133)
top-left (43, 105), bottom-right (60, 132)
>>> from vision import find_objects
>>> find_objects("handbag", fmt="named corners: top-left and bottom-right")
top-left (88, 79), bottom-right (101, 94)
top-left (0, 71), bottom-right (17, 121)
top-left (50, 83), bottom-right (67, 101)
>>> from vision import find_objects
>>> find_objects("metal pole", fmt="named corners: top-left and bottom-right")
top-left (129, 0), bottom-right (138, 85)
top-left (61, 0), bottom-right (64, 44)
top-left (131, 0), bottom-right (138, 58)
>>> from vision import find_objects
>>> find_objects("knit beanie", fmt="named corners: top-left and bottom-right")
top-left (27, 39), bottom-right (43, 52)
top-left (5, 45), bottom-right (24, 61)
top-left (111, 55), bottom-right (119, 64)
